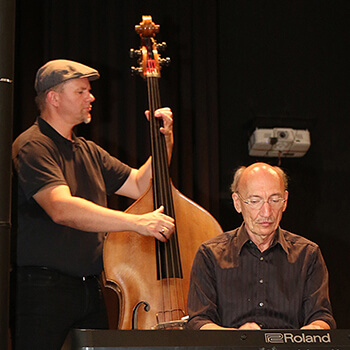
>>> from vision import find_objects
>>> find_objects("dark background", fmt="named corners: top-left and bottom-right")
top-left (13, 0), bottom-right (349, 327)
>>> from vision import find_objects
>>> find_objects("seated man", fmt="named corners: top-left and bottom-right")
top-left (187, 162), bottom-right (335, 330)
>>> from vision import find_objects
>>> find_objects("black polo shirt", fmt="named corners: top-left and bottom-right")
top-left (12, 117), bottom-right (131, 277)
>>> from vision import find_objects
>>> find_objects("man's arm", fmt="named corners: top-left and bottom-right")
top-left (200, 322), bottom-right (261, 330)
top-left (187, 245), bottom-right (225, 330)
top-left (202, 320), bottom-right (330, 330)
top-left (33, 184), bottom-right (174, 241)
top-left (301, 247), bottom-right (336, 329)
top-left (301, 320), bottom-right (331, 330)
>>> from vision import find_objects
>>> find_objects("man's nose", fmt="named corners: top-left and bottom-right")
top-left (89, 93), bottom-right (95, 102)
top-left (259, 201), bottom-right (272, 216)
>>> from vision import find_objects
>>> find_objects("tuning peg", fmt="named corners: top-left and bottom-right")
top-left (130, 48), bottom-right (142, 59)
top-left (159, 57), bottom-right (171, 67)
top-left (157, 42), bottom-right (167, 51)
top-left (130, 66), bottom-right (143, 76)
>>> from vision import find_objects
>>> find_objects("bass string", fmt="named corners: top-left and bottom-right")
top-left (147, 75), bottom-right (186, 322)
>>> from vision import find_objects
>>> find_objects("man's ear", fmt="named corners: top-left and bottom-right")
top-left (232, 192), bottom-right (242, 213)
top-left (46, 90), bottom-right (60, 107)
top-left (282, 190), bottom-right (289, 212)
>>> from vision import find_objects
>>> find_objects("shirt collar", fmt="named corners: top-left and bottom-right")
top-left (37, 116), bottom-right (81, 147)
top-left (236, 223), bottom-right (290, 255)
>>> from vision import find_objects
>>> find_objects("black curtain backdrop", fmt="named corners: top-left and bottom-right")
top-left (12, 0), bottom-right (349, 328)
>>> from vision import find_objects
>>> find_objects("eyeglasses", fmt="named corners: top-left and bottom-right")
top-left (236, 192), bottom-right (286, 210)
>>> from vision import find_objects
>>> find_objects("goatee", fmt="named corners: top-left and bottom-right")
top-left (83, 115), bottom-right (91, 124)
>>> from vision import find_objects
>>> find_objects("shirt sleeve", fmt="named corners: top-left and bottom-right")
top-left (15, 140), bottom-right (68, 200)
top-left (302, 246), bottom-right (337, 328)
top-left (91, 142), bottom-right (131, 195)
top-left (186, 244), bottom-right (221, 329)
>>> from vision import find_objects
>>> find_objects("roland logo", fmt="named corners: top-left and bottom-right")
top-left (265, 332), bottom-right (331, 344)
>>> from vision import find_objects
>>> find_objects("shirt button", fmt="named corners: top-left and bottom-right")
top-left (259, 279), bottom-right (264, 284)
top-left (259, 302), bottom-right (264, 307)
top-left (260, 257), bottom-right (264, 261)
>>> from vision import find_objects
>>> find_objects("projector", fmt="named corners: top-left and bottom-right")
top-left (248, 128), bottom-right (311, 157)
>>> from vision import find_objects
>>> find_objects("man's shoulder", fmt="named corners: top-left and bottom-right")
top-left (13, 123), bottom-right (52, 153)
top-left (13, 123), bottom-right (38, 142)
top-left (280, 228), bottom-right (320, 250)
top-left (201, 228), bottom-right (239, 250)
top-left (77, 137), bottom-right (108, 154)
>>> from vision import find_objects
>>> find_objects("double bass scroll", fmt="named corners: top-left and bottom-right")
top-left (102, 15), bottom-right (223, 331)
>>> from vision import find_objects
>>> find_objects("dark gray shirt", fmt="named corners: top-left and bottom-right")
top-left (187, 224), bottom-right (336, 329)
top-left (12, 117), bottom-right (131, 277)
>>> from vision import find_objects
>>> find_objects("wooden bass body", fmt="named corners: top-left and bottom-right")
top-left (103, 182), bottom-right (222, 330)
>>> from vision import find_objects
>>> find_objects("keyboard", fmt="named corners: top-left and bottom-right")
top-left (68, 328), bottom-right (350, 349)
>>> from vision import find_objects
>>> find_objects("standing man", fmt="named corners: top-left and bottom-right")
top-left (12, 59), bottom-right (175, 349)
top-left (187, 162), bottom-right (335, 330)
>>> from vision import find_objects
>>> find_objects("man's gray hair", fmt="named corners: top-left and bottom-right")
top-left (230, 165), bottom-right (289, 193)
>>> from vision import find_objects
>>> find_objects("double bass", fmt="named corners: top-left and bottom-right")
top-left (103, 15), bottom-right (223, 330)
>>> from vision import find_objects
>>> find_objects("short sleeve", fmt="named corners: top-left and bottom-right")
top-left (14, 140), bottom-right (67, 200)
